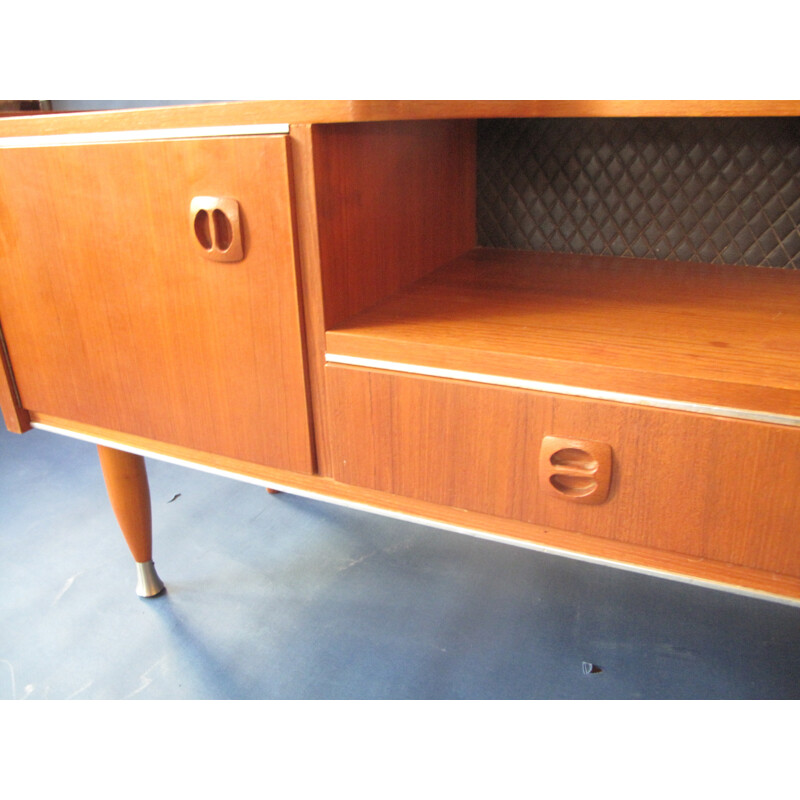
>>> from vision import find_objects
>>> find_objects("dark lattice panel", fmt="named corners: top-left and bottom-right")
top-left (477, 117), bottom-right (800, 269)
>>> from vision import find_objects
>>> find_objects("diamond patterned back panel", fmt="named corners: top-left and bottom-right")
top-left (477, 117), bottom-right (800, 269)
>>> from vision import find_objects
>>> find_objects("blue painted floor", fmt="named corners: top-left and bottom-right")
top-left (1, 423), bottom-right (799, 700)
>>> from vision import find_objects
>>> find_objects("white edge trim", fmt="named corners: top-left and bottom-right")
top-left (31, 420), bottom-right (800, 608)
top-left (325, 353), bottom-right (800, 428)
top-left (0, 123), bottom-right (289, 148)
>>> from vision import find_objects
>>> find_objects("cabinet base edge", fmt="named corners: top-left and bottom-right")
top-left (30, 414), bottom-right (800, 608)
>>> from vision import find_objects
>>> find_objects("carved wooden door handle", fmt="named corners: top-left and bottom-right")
top-left (539, 436), bottom-right (613, 504)
top-left (190, 196), bottom-right (244, 262)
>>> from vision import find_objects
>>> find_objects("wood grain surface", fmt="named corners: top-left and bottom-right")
top-left (312, 120), bottom-right (476, 329)
top-left (326, 365), bottom-right (800, 579)
top-left (97, 445), bottom-right (153, 563)
top-left (1, 100), bottom-right (800, 138)
top-left (288, 125), bottom-right (335, 475)
top-left (327, 248), bottom-right (800, 417)
top-left (287, 120), bottom-right (475, 474)
top-left (0, 135), bottom-right (314, 471)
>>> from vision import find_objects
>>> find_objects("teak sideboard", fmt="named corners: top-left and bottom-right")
top-left (1, 100), bottom-right (800, 603)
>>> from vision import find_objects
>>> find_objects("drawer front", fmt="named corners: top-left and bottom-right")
top-left (327, 365), bottom-right (800, 577)
top-left (0, 135), bottom-right (313, 472)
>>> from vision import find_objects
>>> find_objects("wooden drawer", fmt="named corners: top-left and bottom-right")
top-left (0, 134), bottom-right (313, 472)
top-left (327, 364), bottom-right (800, 578)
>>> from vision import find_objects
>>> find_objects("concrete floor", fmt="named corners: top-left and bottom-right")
top-left (1, 422), bottom-right (799, 700)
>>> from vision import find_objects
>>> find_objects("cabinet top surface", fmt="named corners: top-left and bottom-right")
top-left (1, 100), bottom-right (799, 137)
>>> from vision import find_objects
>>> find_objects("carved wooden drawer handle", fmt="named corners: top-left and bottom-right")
top-left (539, 436), bottom-right (612, 504)
top-left (190, 196), bottom-right (244, 262)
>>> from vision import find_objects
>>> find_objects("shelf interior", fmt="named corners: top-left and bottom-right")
top-left (326, 248), bottom-right (800, 417)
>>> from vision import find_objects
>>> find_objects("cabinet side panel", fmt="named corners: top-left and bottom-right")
top-left (289, 125), bottom-right (335, 476)
top-left (313, 120), bottom-right (476, 329)
top-left (0, 318), bottom-right (30, 432)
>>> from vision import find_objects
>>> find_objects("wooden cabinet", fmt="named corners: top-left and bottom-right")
top-left (0, 133), bottom-right (313, 472)
top-left (2, 101), bottom-right (800, 603)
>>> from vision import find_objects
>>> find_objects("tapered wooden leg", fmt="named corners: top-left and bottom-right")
top-left (97, 445), bottom-right (165, 597)
top-left (266, 488), bottom-right (281, 495)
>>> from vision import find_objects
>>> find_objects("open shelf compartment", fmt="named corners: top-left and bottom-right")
top-left (326, 247), bottom-right (800, 420)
